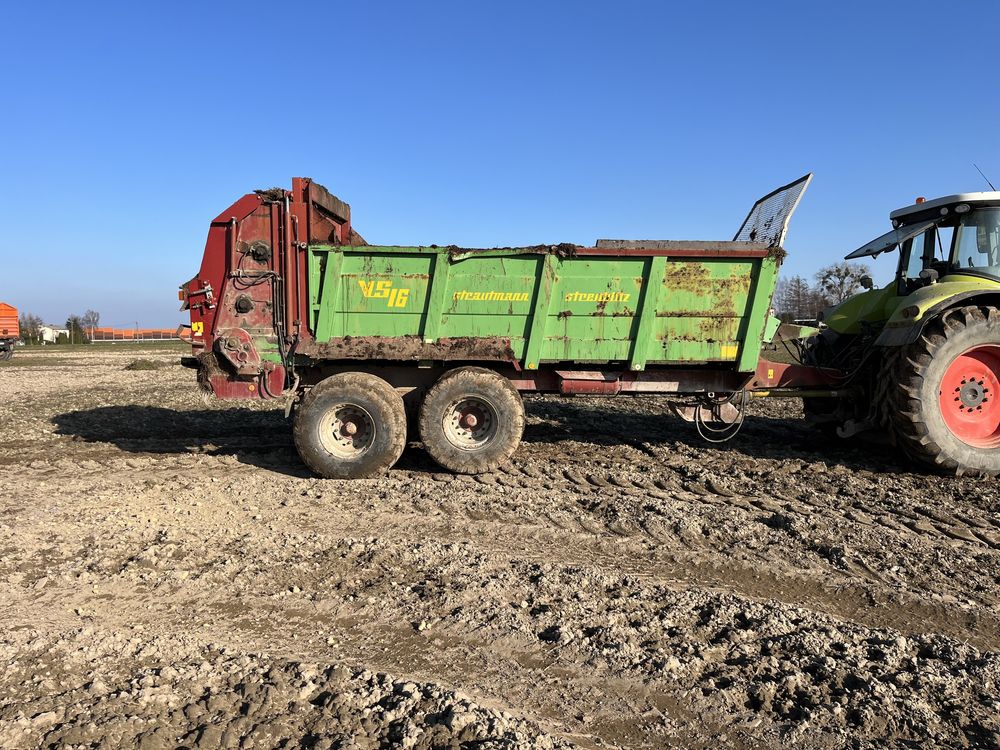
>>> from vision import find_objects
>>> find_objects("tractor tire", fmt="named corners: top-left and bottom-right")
top-left (293, 372), bottom-right (407, 479)
top-left (883, 305), bottom-right (1000, 476)
top-left (418, 367), bottom-right (524, 474)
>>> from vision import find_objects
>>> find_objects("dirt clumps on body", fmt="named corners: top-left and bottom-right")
top-left (0, 346), bottom-right (999, 748)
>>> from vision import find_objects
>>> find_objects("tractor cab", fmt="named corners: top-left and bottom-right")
top-left (848, 192), bottom-right (1000, 292)
top-left (804, 189), bottom-right (1000, 476)
top-left (825, 193), bottom-right (1000, 339)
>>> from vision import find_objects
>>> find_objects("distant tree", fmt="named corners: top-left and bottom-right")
top-left (774, 275), bottom-right (827, 322)
top-left (65, 315), bottom-right (89, 345)
top-left (81, 309), bottom-right (100, 340)
top-left (18, 312), bottom-right (43, 344)
top-left (814, 262), bottom-right (872, 305)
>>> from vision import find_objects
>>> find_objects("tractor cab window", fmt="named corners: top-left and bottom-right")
top-left (951, 208), bottom-right (1000, 277)
top-left (902, 232), bottom-right (929, 280)
top-left (899, 222), bottom-right (955, 294)
top-left (899, 226), bottom-right (949, 291)
top-left (936, 225), bottom-right (955, 261)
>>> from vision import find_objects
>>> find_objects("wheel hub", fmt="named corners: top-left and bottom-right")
top-left (443, 396), bottom-right (499, 451)
top-left (318, 403), bottom-right (376, 459)
top-left (958, 379), bottom-right (988, 409)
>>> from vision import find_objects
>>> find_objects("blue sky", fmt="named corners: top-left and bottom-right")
top-left (1, 1), bottom-right (997, 326)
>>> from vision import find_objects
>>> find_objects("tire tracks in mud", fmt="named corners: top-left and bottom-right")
top-left (513, 454), bottom-right (997, 562)
top-left (11, 433), bottom-right (998, 653)
top-left (516, 440), bottom-right (1000, 551)
top-left (285, 487), bottom-right (1000, 655)
top-left (433, 454), bottom-right (1000, 649)
top-left (29, 492), bottom-right (993, 750)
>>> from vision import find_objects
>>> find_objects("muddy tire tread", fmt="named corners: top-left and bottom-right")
top-left (881, 306), bottom-right (1000, 477)
top-left (293, 372), bottom-right (407, 479)
top-left (418, 367), bottom-right (525, 474)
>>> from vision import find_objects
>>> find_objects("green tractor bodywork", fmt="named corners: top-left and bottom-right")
top-left (825, 271), bottom-right (1000, 342)
top-left (808, 191), bottom-right (1000, 475)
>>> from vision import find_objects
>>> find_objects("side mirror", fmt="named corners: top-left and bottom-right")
top-left (859, 275), bottom-right (874, 290)
top-left (919, 268), bottom-right (939, 285)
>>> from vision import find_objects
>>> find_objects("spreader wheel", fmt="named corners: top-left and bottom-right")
top-left (418, 367), bottom-right (524, 474)
top-left (293, 372), bottom-right (407, 479)
top-left (884, 306), bottom-right (1000, 476)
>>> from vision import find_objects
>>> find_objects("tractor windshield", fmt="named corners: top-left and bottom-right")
top-left (950, 208), bottom-right (1000, 278)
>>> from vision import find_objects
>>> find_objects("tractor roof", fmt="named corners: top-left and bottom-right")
top-left (848, 191), bottom-right (1000, 259)
top-left (891, 192), bottom-right (1000, 224)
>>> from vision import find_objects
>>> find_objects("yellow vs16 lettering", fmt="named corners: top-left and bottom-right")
top-left (358, 279), bottom-right (410, 308)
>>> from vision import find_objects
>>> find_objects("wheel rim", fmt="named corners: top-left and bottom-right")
top-left (442, 396), bottom-right (499, 451)
top-left (938, 344), bottom-right (1000, 448)
top-left (318, 403), bottom-right (376, 459)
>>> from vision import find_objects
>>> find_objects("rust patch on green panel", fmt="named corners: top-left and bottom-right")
top-left (662, 264), bottom-right (717, 292)
top-left (698, 317), bottom-right (737, 340)
top-left (306, 335), bottom-right (515, 362)
top-left (661, 264), bottom-right (751, 301)
top-left (657, 264), bottom-right (752, 336)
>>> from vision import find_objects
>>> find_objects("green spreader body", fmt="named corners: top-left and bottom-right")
top-left (181, 175), bottom-right (812, 401)
top-left (306, 242), bottom-right (779, 373)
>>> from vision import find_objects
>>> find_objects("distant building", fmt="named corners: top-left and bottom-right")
top-left (90, 327), bottom-right (179, 341)
top-left (39, 325), bottom-right (69, 344)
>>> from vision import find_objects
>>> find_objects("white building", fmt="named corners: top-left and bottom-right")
top-left (39, 325), bottom-right (69, 344)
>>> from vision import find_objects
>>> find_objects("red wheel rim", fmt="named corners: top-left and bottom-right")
top-left (938, 344), bottom-right (1000, 448)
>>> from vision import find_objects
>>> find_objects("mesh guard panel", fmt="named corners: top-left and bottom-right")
top-left (733, 173), bottom-right (813, 247)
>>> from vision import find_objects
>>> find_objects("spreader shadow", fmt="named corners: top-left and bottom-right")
top-left (53, 398), bottom-right (912, 479)
top-left (52, 405), bottom-right (314, 477)
top-left (520, 397), bottom-right (912, 475)
top-left (51, 405), bottom-right (451, 477)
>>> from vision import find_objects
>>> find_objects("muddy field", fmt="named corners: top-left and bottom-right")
top-left (1, 345), bottom-right (998, 749)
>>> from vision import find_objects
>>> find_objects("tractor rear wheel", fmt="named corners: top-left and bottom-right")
top-left (293, 372), bottom-right (407, 479)
top-left (883, 306), bottom-right (1000, 476)
top-left (418, 367), bottom-right (524, 474)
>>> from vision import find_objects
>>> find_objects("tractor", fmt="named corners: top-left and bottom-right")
top-left (802, 190), bottom-right (1000, 475)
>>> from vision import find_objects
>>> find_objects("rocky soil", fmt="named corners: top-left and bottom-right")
top-left (1, 346), bottom-right (998, 749)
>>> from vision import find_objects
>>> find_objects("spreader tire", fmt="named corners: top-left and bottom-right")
top-left (418, 367), bottom-right (524, 474)
top-left (884, 306), bottom-right (1000, 476)
top-left (293, 372), bottom-right (407, 479)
